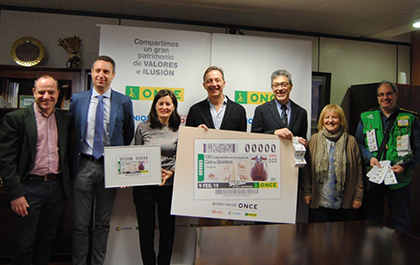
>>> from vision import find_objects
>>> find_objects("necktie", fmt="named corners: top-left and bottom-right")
top-left (93, 95), bottom-right (104, 159)
top-left (281, 105), bottom-right (288, 126)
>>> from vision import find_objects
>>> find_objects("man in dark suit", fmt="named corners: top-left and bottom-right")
top-left (0, 75), bottom-right (71, 265)
top-left (251, 69), bottom-right (308, 223)
top-left (186, 66), bottom-right (247, 226)
top-left (186, 66), bottom-right (247, 132)
top-left (251, 69), bottom-right (308, 144)
top-left (69, 55), bottom-right (134, 265)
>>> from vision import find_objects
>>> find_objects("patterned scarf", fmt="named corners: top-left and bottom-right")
top-left (315, 126), bottom-right (347, 192)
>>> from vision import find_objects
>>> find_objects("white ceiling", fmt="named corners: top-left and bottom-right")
top-left (2, 0), bottom-right (420, 40)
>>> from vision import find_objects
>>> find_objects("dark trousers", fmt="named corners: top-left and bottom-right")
top-left (308, 207), bottom-right (350, 223)
top-left (133, 185), bottom-right (175, 265)
top-left (363, 184), bottom-right (411, 233)
top-left (72, 158), bottom-right (117, 265)
top-left (12, 178), bottom-right (65, 265)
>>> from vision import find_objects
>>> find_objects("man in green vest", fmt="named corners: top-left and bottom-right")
top-left (356, 81), bottom-right (420, 234)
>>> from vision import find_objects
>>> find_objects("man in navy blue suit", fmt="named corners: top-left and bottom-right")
top-left (69, 55), bottom-right (134, 265)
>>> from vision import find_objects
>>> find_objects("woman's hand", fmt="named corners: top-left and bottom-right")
top-left (161, 168), bottom-right (174, 186)
top-left (198, 124), bottom-right (209, 131)
top-left (352, 200), bottom-right (362, 209)
top-left (303, 195), bottom-right (311, 205)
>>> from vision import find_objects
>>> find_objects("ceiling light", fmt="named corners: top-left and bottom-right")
top-left (413, 21), bottom-right (420, 28)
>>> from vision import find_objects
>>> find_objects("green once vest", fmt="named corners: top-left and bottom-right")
top-left (361, 109), bottom-right (417, 190)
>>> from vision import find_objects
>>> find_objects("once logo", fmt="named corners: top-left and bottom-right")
top-left (238, 203), bottom-right (258, 210)
top-left (259, 182), bottom-right (278, 188)
top-left (125, 86), bottom-right (184, 101)
top-left (235, 90), bottom-right (274, 105)
top-left (134, 115), bottom-right (148, 122)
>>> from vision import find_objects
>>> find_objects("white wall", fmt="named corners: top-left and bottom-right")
top-left (0, 10), bottom-right (411, 105)
top-left (319, 38), bottom-right (397, 104)
top-left (398, 45), bottom-right (411, 84)
top-left (0, 11), bottom-right (118, 69)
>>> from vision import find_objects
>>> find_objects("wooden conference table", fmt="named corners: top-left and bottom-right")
top-left (195, 221), bottom-right (420, 265)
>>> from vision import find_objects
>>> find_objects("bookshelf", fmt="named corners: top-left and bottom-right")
top-left (0, 65), bottom-right (88, 110)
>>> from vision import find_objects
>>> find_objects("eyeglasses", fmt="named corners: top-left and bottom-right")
top-left (205, 78), bottom-right (223, 85)
top-left (271, 82), bottom-right (290, 89)
top-left (377, 92), bottom-right (395, 98)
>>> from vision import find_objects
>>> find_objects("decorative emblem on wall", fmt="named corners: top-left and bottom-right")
top-left (11, 36), bottom-right (45, 67)
top-left (58, 35), bottom-right (82, 68)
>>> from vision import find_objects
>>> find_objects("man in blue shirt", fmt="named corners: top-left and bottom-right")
top-left (69, 56), bottom-right (134, 264)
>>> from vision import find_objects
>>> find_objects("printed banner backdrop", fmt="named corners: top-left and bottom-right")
top-left (210, 33), bottom-right (312, 132)
top-left (97, 25), bottom-right (312, 265)
top-left (99, 25), bottom-right (211, 265)
top-left (105, 189), bottom-right (198, 265)
top-left (98, 24), bottom-right (212, 126)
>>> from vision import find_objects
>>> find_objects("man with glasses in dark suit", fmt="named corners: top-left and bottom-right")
top-left (251, 69), bottom-right (308, 223)
top-left (251, 69), bottom-right (308, 145)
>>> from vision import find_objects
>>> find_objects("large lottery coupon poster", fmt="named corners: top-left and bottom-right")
top-left (172, 127), bottom-right (299, 223)
top-left (194, 139), bottom-right (281, 200)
